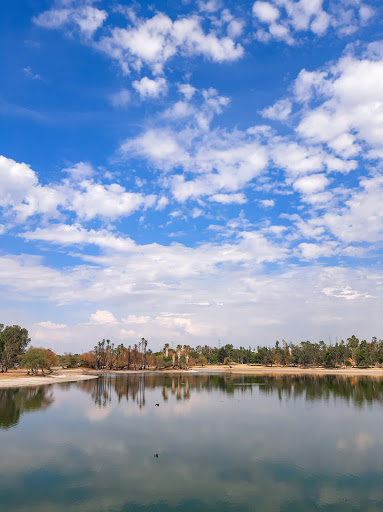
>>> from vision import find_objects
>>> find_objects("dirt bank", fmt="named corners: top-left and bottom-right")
top-left (0, 369), bottom-right (98, 388)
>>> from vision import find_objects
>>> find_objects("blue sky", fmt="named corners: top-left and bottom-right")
top-left (0, 0), bottom-right (382, 352)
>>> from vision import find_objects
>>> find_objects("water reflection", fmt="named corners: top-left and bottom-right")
top-left (256, 374), bottom-right (383, 407)
top-left (0, 386), bottom-right (54, 430)
top-left (1, 374), bottom-right (383, 431)
top-left (77, 373), bottom-right (383, 410)
top-left (1, 373), bottom-right (383, 512)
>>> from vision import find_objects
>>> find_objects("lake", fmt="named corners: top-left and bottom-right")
top-left (1, 373), bottom-right (383, 511)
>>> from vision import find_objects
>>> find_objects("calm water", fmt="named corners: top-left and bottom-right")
top-left (1, 373), bottom-right (383, 512)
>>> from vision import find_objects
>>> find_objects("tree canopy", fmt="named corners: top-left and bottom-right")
top-left (0, 324), bottom-right (30, 372)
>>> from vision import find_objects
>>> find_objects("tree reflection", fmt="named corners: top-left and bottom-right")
top-left (77, 373), bottom-right (383, 410)
top-left (0, 386), bottom-right (54, 430)
top-left (254, 374), bottom-right (383, 407)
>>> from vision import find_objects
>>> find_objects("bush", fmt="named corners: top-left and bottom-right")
top-left (20, 347), bottom-right (49, 375)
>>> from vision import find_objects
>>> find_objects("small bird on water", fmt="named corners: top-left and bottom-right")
top-left (155, 403), bottom-right (160, 406)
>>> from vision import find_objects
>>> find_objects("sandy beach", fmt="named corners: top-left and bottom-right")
top-left (0, 369), bottom-right (98, 388)
top-left (88, 365), bottom-right (383, 377)
top-left (2, 365), bottom-right (383, 388)
top-left (195, 364), bottom-right (383, 377)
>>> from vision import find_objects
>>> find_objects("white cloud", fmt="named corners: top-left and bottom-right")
top-left (227, 18), bottom-right (244, 39)
top-left (0, 155), bottom-right (156, 223)
top-left (133, 77), bottom-right (168, 99)
top-left (259, 199), bottom-right (275, 208)
top-left (253, 2), bottom-right (280, 23)
top-left (122, 129), bottom-right (187, 165)
top-left (261, 98), bottom-right (292, 120)
top-left (0, 155), bottom-right (38, 206)
top-left (178, 83), bottom-right (197, 100)
top-left (319, 174), bottom-right (383, 243)
top-left (123, 126), bottom-right (268, 201)
top-left (96, 12), bottom-right (243, 75)
top-left (109, 88), bottom-right (131, 107)
top-left (359, 5), bottom-right (374, 24)
top-left (198, 0), bottom-right (223, 12)
top-left (69, 181), bottom-right (156, 221)
top-left (23, 66), bottom-right (44, 81)
top-left (209, 193), bottom-right (247, 204)
top-left (191, 207), bottom-right (203, 218)
top-left (294, 69), bottom-right (329, 103)
top-left (164, 101), bottom-right (195, 119)
top-left (252, 0), bottom-right (371, 44)
top-left (33, 6), bottom-right (107, 37)
top-left (35, 321), bottom-right (68, 329)
top-left (296, 55), bottom-right (383, 159)
top-left (293, 174), bottom-right (329, 194)
top-left (2, 250), bottom-right (382, 351)
top-left (122, 315), bottom-right (151, 324)
top-left (63, 161), bottom-right (95, 181)
top-left (156, 196), bottom-right (169, 210)
top-left (89, 310), bottom-right (118, 324)
top-left (298, 242), bottom-right (338, 259)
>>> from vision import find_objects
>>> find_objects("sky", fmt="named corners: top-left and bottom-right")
top-left (0, 0), bottom-right (383, 353)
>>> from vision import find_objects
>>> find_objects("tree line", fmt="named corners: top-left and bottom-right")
top-left (0, 324), bottom-right (56, 374)
top-left (67, 335), bottom-right (383, 370)
top-left (2, 321), bottom-right (383, 372)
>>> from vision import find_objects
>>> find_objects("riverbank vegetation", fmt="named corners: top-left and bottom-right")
top-left (60, 335), bottom-right (383, 371)
top-left (2, 322), bottom-right (383, 373)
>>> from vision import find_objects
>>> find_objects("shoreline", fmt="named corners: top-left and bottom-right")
top-left (2, 365), bottom-right (383, 388)
top-left (196, 366), bottom-right (383, 377)
top-left (0, 370), bottom-right (98, 389)
top-left (87, 365), bottom-right (383, 378)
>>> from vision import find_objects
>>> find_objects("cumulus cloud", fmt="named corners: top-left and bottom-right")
top-left (293, 174), bottom-right (329, 194)
top-left (122, 125), bottom-right (268, 201)
top-left (178, 83), bottom-right (197, 100)
top-left (0, 155), bottom-right (156, 223)
top-left (63, 162), bottom-right (95, 181)
top-left (296, 53), bottom-right (383, 159)
top-left (89, 310), bottom-right (119, 325)
top-left (133, 77), bottom-right (168, 99)
top-left (1, 249), bottom-right (382, 350)
top-left (5, 15), bottom-right (383, 351)
top-left (253, 2), bottom-right (280, 23)
top-left (252, 0), bottom-right (372, 44)
top-left (261, 98), bottom-right (292, 120)
top-left (35, 321), bottom-right (68, 329)
top-left (96, 12), bottom-right (244, 75)
top-left (209, 193), bottom-right (247, 204)
top-left (259, 199), bottom-right (275, 208)
top-left (33, 5), bottom-right (107, 37)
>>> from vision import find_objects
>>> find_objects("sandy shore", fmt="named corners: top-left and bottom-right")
top-left (87, 365), bottom-right (383, 377)
top-left (195, 365), bottom-right (383, 377)
top-left (0, 370), bottom-right (98, 389)
top-left (3, 365), bottom-right (383, 387)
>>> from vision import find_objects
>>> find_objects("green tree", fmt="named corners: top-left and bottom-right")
top-left (195, 355), bottom-right (208, 367)
top-left (20, 347), bottom-right (49, 375)
top-left (356, 340), bottom-right (370, 367)
top-left (224, 344), bottom-right (234, 367)
top-left (347, 335), bottom-right (359, 364)
top-left (0, 325), bottom-right (30, 372)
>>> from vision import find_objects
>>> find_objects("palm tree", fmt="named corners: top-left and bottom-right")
top-left (142, 338), bottom-right (148, 369)
top-left (183, 345), bottom-right (190, 369)
top-left (176, 345), bottom-right (182, 367)
top-left (164, 343), bottom-right (169, 358)
top-left (127, 345), bottom-right (131, 370)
